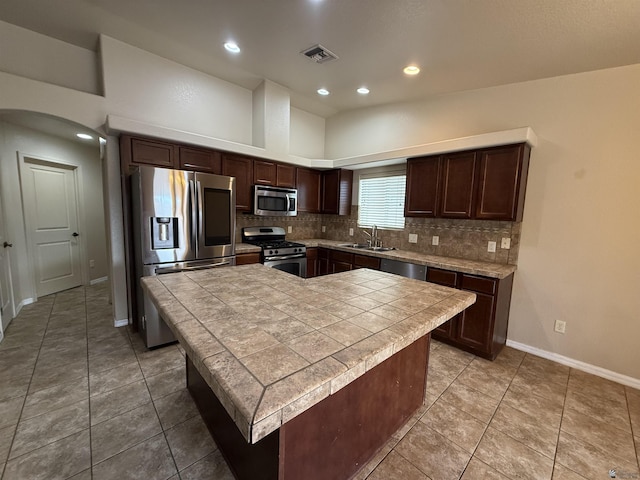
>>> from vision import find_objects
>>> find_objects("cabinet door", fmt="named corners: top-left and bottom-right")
top-left (306, 248), bottom-right (318, 278)
top-left (128, 136), bottom-right (178, 169)
top-left (318, 248), bottom-right (329, 276)
top-left (321, 169), bottom-right (340, 214)
top-left (405, 156), bottom-right (441, 217)
top-left (179, 147), bottom-right (221, 174)
top-left (353, 254), bottom-right (380, 270)
top-left (276, 164), bottom-right (296, 188)
top-left (222, 154), bottom-right (253, 211)
top-left (235, 252), bottom-right (261, 265)
top-left (457, 292), bottom-right (495, 352)
top-left (254, 160), bottom-right (277, 186)
top-left (475, 144), bottom-right (529, 221)
top-left (426, 268), bottom-right (459, 339)
top-left (439, 151), bottom-right (477, 219)
top-left (296, 168), bottom-right (321, 213)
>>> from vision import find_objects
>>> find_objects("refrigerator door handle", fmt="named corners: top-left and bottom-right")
top-left (188, 179), bottom-right (198, 253)
top-left (196, 180), bottom-right (203, 251)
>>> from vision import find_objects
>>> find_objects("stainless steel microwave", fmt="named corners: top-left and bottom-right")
top-left (253, 185), bottom-right (297, 216)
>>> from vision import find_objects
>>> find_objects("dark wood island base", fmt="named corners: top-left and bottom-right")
top-left (187, 334), bottom-right (431, 480)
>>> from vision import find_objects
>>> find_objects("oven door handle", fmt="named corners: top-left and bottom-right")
top-left (264, 255), bottom-right (306, 261)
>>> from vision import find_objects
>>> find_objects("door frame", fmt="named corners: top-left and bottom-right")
top-left (18, 152), bottom-right (88, 301)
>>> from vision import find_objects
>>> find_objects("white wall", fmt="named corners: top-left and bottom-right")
top-left (326, 64), bottom-right (640, 380)
top-left (0, 20), bottom-right (99, 95)
top-left (290, 107), bottom-right (325, 159)
top-left (100, 36), bottom-right (254, 145)
top-left (0, 121), bottom-right (108, 304)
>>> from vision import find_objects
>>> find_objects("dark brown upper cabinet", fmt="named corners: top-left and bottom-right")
top-left (254, 160), bottom-right (277, 186)
top-left (179, 146), bottom-right (221, 174)
top-left (439, 151), bottom-right (478, 219)
top-left (405, 155), bottom-right (441, 217)
top-left (405, 143), bottom-right (530, 222)
top-left (475, 144), bottom-right (531, 222)
top-left (276, 164), bottom-right (296, 188)
top-left (296, 167), bottom-right (321, 213)
top-left (121, 135), bottom-right (178, 173)
top-left (322, 169), bottom-right (353, 215)
top-left (222, 153), bottom-right (253, 211)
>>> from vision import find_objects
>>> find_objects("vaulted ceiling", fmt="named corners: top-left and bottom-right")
top-left (1, 0), bottom-right (639, 117)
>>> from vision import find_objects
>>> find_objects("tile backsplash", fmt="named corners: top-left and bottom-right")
top-left (236, 206), bottom-right (520, 265)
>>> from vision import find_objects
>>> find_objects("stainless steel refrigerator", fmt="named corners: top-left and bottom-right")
top-left (131, 165), bottom-right (236, 348)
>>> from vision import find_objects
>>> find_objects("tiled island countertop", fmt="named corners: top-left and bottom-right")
top-left (300, 239), bottom-right (516, 279)
top-left (141, 264), bottom-right (475, 445)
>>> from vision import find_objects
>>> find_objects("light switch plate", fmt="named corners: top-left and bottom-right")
top-left (408, 234), bottom-right (418, 243)
top-left (287, 226), bottom-right (292, 234)
top-left (501, 237), bottom-right (511, 249)
top-left (432, 236), bottom-right (439, 246)
top-left (488, 241), bottom-right (497, 253)
top-left (322, 225), bottom-right (326, 233)
top-left (349, 228), bottom-right (354, 236)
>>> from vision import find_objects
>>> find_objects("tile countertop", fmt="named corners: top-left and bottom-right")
top-left (141, 264), bottom-right (475, 444)
top-left (300, 239), bottom-right (517, 279)
top-left (235, 243), bottom-right (262, 254)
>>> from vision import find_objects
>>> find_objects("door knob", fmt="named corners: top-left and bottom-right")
top-left (72, 232), bottom-right (79, 237)
top-left (3, 242), bottom-right (12, 248)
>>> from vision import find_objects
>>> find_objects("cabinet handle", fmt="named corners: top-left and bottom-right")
top-left (3, 242), bottom-right (12, 248)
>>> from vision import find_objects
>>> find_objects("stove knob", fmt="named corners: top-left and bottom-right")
top-left (274, 250), bottom-right (279, 255)
top-left (268, 250), bottom-right (273, 255)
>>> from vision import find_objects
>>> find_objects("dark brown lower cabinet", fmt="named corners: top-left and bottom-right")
top-left (427, 267), bottom-right (514, 360)
top-left (305, 248), bottom-right (318, 278)
top-left (236, 252), bottom-right (261, 265)
top-left (311, 248), bottom-right (382, 277)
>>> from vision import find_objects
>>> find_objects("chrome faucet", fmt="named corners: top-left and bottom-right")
top-left (362, 225), bottom-right (380, 248)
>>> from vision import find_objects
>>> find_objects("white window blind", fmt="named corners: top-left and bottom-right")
top-left (358, 173), bottom-right (406, 229)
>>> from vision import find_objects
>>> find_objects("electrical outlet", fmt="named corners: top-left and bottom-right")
top-left (408, 233), bottom-right (418, 243)
top-left (349, 228), bottom-right (354, 236)
top-left (554, 320), bottom-right (566, 334)
top-left (501, 238), bottom-right (511, 249)
top-left (89, 259), bottom-right (95, 268)
top-left (287, 226), bottom-right (292, 234)
top-left (487, 241), bottom-right (497, 253)
top-left (322, 225), bottom-right (326, 233)
top-left (432, 235), bottom-right (439, 246)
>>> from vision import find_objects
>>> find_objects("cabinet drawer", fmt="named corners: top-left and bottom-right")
top-left (353, 254), bottom-right (380, 270)
top-left (330, 250), bottom-right (353, 264)
top-left (305, 247), bottom-right (318, 260)
top-left (461, 275), bottom-right (497, 295)
top-left (427, 268), bottom-right (458, 287)
top-left (235, 253), bottom-right (261, 265)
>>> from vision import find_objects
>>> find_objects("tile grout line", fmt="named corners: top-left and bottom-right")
top-left (0, 295), bottom-right (55, 480)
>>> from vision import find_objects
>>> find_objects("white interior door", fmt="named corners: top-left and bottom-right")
top-left (0, 190), bottom-right (14, 333)
top-left (21, 158), bottom-right (83, 297)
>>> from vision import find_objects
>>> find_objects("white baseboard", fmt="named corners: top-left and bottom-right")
top-left (114, 318), bottom-right (129, 328)
top-left (506, 339), bottom-right (640, 390)
top-left (15, 298), bottom-right (35, 315)
top-left (90, 276), bottom-right (109, 285)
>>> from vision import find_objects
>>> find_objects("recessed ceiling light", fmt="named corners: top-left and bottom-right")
top-left (76, 133), bottom-right (93, 140)
top-left (403, 65), bottom-right (420, 75)
top-left (357, 87), bottom-right (370, 95)
top-left (317, 88), bottom-right (330, 96)
top-left (224, 42), bottom-right (240, 53)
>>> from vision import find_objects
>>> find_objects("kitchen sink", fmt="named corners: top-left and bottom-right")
top-left (337, 243), bottom-right (396, 252)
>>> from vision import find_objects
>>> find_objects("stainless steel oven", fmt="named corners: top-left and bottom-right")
top-left (241, 227), bottom-right (306, 278)
top-left (264, 255), bottom-right (306, 278)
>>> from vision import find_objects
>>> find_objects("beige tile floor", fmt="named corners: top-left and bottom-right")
top-left (0, 283), bottom-right (638, 479)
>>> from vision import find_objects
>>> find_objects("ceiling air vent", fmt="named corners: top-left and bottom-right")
top-left (301, 44), bottom-right (339, 64)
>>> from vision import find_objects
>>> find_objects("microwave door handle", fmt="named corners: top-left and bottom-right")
top-left (286, 194), bottom-right (291, 212)
top-left (188, 179), bottom-right (197, 253)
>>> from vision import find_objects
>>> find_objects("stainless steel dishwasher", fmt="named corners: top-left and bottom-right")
top-left (380, 258), bottom-right (427, 281)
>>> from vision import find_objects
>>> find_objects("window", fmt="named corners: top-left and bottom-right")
top-left (358, 172), bottom-right (406, 229)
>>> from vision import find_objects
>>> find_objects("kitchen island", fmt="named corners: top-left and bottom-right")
top-left (141, 264), bottom-right (475, 480)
